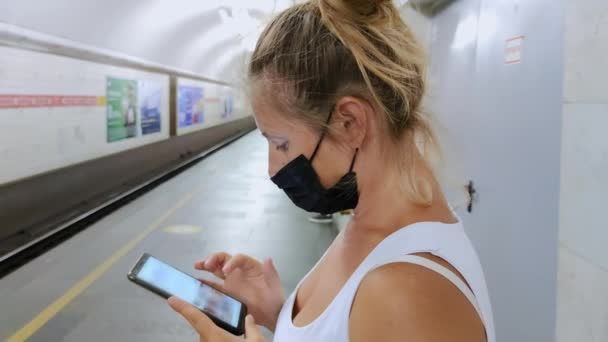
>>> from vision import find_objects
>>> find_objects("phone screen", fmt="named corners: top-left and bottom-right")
top-left (135, 256), bottom-right (243, 328)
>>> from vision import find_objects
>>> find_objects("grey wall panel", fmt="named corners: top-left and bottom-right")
top-left (0, 117), bottom-right (255, 254)
top-left (429, 0), bottom-right (564, 340)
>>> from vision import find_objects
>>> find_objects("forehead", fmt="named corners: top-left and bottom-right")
top-left (250, 77), bottom-right (319, 138)
top-left (251, 94), bottom-right (289, 130)
top-left (251, 81), bottom-right (294, 129)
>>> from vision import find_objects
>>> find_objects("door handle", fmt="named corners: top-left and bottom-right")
top-left (466, 180), bottom-right (477, 213)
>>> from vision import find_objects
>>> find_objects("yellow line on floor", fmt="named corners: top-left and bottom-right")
top-left (7, 186), bottom-right (204, 342)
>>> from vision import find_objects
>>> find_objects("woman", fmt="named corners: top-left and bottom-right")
top-left (168, 0), bottom-right (495, 341)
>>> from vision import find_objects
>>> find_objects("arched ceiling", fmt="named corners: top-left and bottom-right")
top-left (0, 0), bottom-right (297, 83)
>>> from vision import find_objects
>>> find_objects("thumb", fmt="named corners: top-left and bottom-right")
top-left (244, 314), bottom-right (263, 341)
top-left (168, 297), bottom-right (216, 338)
top-left (262, 257), bottom-right (280, 282)
top-left (262, 258), bottom-right (284, 295)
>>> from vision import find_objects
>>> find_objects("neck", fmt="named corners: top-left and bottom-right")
top-left (346, 151), bottom-right (454, 243)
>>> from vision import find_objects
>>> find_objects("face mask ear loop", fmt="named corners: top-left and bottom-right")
top-left (310, 105), bottom-right (336, 162)
top-left (348, 148), bottom-right (359, 173)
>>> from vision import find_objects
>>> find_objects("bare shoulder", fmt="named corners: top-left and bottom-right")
top-left (349, 258), bottom-right (486, 342)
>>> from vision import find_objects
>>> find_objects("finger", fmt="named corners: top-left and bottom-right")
top-left (223, 254), bottom-right (258, 274)
top-left (196, 252), bottom-right (232, 279)
top-left (198, 277), bottom-right (226, 293)
top-left (168, 297), bottom-right (215, 338)
top-left (195, 252), bottom-right (231, 270)
top-left (244, 315), bottom-right (263, 342)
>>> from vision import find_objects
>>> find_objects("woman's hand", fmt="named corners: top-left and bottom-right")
top-left (168, 297), bottom-right (264, 342)
top-left (195, 252), bottom-right (285, 331)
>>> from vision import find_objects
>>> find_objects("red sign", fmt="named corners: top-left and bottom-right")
top-left (505, 36), bottom-right (524, 64)
top-left (0, 95), bottom-right (104, 109)
top-left (204, 97), bottom-right (221, 103)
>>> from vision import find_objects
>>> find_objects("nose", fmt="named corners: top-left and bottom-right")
top-left (267, 147), bottom-right (279, 178)
top-left (268, 163), bottom-right (278, 179)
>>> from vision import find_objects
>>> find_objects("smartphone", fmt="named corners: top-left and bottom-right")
top-left (127, 253), bottom-right (247, 335)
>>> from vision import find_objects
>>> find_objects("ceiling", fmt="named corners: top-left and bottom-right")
top-left (0, 0), bottom-right (296, 83)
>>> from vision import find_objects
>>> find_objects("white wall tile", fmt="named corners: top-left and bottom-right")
top-left (560, 103), bottom-right (608, 270)
top-left (556, 245), bottom-right (608, 342)
top-left (0, 45), bottom-right (252, 185)
top-left (563, 0), bottom-right (608, 103)
top-left (0, 46), bottom-right (172, 185)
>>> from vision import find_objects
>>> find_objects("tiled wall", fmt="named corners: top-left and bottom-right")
top-left (0, 45), bottom-right (251, 185)
top-left (557, 0), bottom-right (608, 340)
top-left (0, 46), bottom-right (170, 185)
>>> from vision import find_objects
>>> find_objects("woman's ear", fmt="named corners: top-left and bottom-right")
top-left (333, 96), bottom-right (369, 150)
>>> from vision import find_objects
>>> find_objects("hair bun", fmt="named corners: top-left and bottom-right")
top-left (321, 0), bottom-right (392, 17)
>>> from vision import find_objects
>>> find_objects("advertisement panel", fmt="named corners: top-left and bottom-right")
top-left (107, 77), bottom-right (138, 142)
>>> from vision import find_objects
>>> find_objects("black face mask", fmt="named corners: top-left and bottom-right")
top-left (270, 110), bottom-right (359, 215)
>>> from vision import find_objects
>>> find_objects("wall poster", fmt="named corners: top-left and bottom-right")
top-left (178, 85), bottom-right (205, 128)
top-left (139, 80), bottom-right (162, 135)
top-left (221, 88), bottom-right (234, 119)
top-left (106, 77), bottom-right (138, 142)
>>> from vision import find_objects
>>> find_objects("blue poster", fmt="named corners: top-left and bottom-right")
top-left (139, 80), bottom-right (162, 135)
top-left (178, 85), bottom-right (204, 128)
top-left (221, 93), bottom-right (234, 119)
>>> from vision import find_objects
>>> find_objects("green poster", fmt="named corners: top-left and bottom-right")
top-left (106, 77), bottom-right (138, 142)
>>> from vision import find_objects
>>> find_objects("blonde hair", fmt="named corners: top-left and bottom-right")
top-left (248, 0), bottom-right (439, 205)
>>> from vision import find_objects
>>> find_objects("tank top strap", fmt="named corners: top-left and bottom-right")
top-left (348, 221), bottom-right (447, 278)
top-left (331, 222), bottom-right (450, 310)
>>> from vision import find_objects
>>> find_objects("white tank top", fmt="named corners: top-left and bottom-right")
top-left (274, 219), bottom-right (496, 342)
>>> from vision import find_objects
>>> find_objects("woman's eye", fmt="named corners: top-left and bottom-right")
top-left (276, 142), bottom-right (289, 152)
